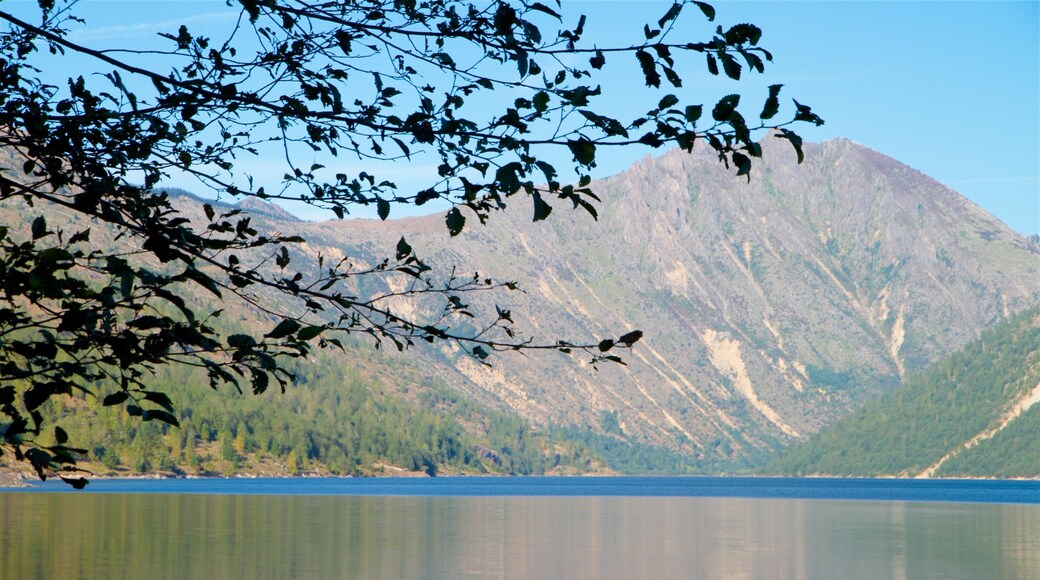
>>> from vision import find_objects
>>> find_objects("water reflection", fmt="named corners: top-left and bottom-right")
top-left (0, 494), bottom-right (1036, 579)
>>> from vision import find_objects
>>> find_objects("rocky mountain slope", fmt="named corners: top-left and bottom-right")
top-left (4, 135), bottom-right (1036, 475)
top-left (275, 135), bottom-right (1039, 469)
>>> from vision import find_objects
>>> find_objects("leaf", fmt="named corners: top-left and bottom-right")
top-left (23, 385), bottom-right (51, 411)
top-left (589, 50), bottom-right (605, 70)
top-left (598, 339), bottom-right (615, 352)
top-left (793, 99), bottom-right (825, 126)
top-left (103, 391), bottom-right (130, 406)
top-left (276, 246), bottom-right (290, 269)
top-left (68, 228), bottom-right (91, 244)
top-left (396, 237), bottom-right (412, 260)
top-left (266, 318), bottom-right (302, 339)
top-left (204, 203), bottom-right (215, 220)
top-left (377, 198), bottom-right (390, 221)
top-left (760, 84), bottom-right (782, 120)
top-left (415, 188), bottom-right (438, 205)
top-left (445, 207), bottom-right (465, 237)
top-left (725, 23), bottom-right (762, 46)
top-left (685, 105), bottom-right (703, 123)
top-left (617, 330), bottom-right (644, 346)
top-left (732, 151), bottom-right (752, 178)
top-left (658, 3), bottom-right (682, 28)
top-left (567, 138), bottom-right (596, 166)
top-left (59, 476), bottom-right (89, 489)
top-left (530, 2), bottom-right (561, 18)
top-left (711, 94), bottom-right (740, 121)
top-left (141, 391), bottom-right (175, 413)
top-left (250, 368), bottom-right (269, 395)
top-left (658, 94), bottom-right (679, 110)
top-left (706, 53), bottom-right (719, 76)
top-left (31, 216), bottom-right (47, 240)
top-left (54, 426), bottom-right (67, 445)
top-left (143, 409), bottom-right (180, 427)
top-left (692, 1), bottom-right (715, 21)
top-left (227, 334), bottom-right (258, 349)
top-left (182, 267), bottom-right (222, 298)
top-left (776, 128), bottom-right (805, 163)
top-left (533, 90), bottom-right (550, 112)
top-left (296, 325), bottom-right (324, 341)
top-left (721, 53), bottom-right (741, 80)
top-left (532, 193), bottom-right (553, 222)
top-left (635, 50), bottom-right (660, 87)
top-left (663, 66), bottom-right (682, 88)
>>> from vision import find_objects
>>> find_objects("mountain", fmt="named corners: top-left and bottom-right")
top-left (766, 306), bottom-right (1040, 478)
top-left (3, 135), bottom-right (1037, 477)
top-left (257, 135), bottom-right (1039, 470)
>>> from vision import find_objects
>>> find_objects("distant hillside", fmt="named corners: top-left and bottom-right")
top-left (304, 136), bottom-right (1039, 470)
top-left (766, 306), bottom-right (1040, 478)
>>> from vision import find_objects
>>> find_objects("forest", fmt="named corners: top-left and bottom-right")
top-left (768, 307), bottom-right (1040, 478)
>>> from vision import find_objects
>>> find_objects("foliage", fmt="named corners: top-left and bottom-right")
top-left (28, 352), bottom-right (602, 477)
top-left (766, 307), bottom-right (1040, 477)
top-left (938, 405), bottom-right (1040, 479)
top-left (0, 0), bottom-right (820, 484)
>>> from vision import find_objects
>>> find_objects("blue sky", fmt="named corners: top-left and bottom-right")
top-left (21, 1), bottom-right (1040, 233)
top-left (572, 1), bottom-right (1040, 234)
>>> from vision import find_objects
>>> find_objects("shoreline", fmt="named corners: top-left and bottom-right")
top-left (3, 470), bottom-right (1038, 490)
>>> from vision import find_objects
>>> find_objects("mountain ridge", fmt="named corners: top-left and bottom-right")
top-left (3, 135), bottom-right (1036, 476)
top-left (247, 135), bottom-right (1038, 469)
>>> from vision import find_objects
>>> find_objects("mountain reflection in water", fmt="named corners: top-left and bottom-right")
top-left (1, 489), bottom-right (1036, 579)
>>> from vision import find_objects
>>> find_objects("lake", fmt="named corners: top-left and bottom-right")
top-left (1, 477), bottom-right (1037, 579)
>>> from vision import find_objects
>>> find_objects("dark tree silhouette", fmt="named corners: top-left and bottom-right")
top-left (0, 0), bottom-right (821, 486)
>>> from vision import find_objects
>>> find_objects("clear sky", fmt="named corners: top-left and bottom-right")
top-left (571, 1), bottom-right (1040, 235)
top-left (16, 1), bottom-right (1040, 234)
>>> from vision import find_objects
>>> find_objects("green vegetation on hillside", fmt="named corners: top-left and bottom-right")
top-left (767, 306), bottom-right (1040, 477)
top-left (17, 355), bottom-right (602, 478)
top-left (938, 405), bottom-right (1040, 478)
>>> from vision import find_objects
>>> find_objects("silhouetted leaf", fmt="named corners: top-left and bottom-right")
top-left (712, 94), bottom-right (740, 121)
top-left (296, 325), bottom-right (324, 341)
top-left (141, 391), bottom-right (175, 412)
top-left (693, 1), bottom-right (715, 21)
top-left (396, 236), bottom-right (412, 260)
top-left (618, 330), bottom-right (643, 346)
top-left (266, 319), bottom-right (301, 339)
top-left (31, 216), bottom-right (47, 240)
top-left (635, 50), bottom-right (660, 87)
top-left (532, 193), bottom-right (552, 221)
top-left (103, 392), bottom-right (130, 406)
top-left (568, 138), bottom-right (596, 166)
top-left (143, 409), bottom-right (180, 427)
top-left (446, 207), bottom-right (465, 236)
top-left (589, 50), bottom-right (605, 69)
top-left (776, 128), bottom-right (805, 163)
top-left (658, 3), bottom-right (682, 28)
top-left (760, 84), bottom-right (782, 119)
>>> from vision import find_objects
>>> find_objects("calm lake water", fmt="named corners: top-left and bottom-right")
top-left (1, 477), bottom-right (1037, 579)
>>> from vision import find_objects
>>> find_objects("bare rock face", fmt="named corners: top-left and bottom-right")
top-left (289, 136), bottom-right (1037, 469)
